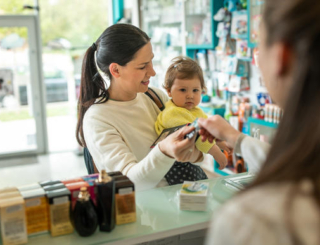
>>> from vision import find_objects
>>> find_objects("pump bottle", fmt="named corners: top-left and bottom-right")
top-left (96, 170), bottom-right (115, 232)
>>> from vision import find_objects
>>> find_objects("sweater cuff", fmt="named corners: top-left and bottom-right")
top-left (234, 133), bottom-right (247, 155)
top-left (154, 144), bottom-right (176, 164)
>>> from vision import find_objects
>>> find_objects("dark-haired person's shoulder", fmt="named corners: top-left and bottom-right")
top-left (149, 87), bottom-right (169, 104)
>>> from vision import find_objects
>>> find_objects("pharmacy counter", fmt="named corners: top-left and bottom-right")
top-left (27, 174), bottom-right (249, 245)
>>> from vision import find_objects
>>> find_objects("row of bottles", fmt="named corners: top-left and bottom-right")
top-left (0, 170), bottom-right (136, 244)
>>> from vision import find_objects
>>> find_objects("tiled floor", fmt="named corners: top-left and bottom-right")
top-left (0, 152), bottom-right (219, 189)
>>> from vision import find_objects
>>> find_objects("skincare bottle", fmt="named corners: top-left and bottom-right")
top-left (96, 170), bottom-right (115, 232)
top-left (73, 187), bottom-right (98, 237)
top-left (114, 178), bottom-right (136, 225)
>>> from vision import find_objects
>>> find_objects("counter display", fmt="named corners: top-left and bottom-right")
top-left (23, 173), bottom-right (250, 245)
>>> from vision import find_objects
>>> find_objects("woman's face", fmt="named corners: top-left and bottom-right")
top-left (258, 22), bottom-right (293, 108)
top-left (113, 41), bottom-right (156, 100)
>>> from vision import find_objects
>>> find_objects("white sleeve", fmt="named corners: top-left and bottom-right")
top-left (205, 202), bottom-right (282, 245)
top-left (84, 119), bottom-right (175, 191)
top-left (234, 134), bottom-right (271, 173)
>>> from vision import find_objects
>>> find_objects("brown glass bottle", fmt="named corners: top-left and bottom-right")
top-left (96, 170), bottom-right (115, 232)
top-left (73, 187), bottom-right (98, 237)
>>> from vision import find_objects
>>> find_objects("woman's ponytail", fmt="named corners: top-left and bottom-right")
top-left (76, 44), bottom-right (109, 147)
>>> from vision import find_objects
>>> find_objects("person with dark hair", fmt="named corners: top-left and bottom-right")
top-left (76, 24), bottom-right (203, 191)
top-left (202, 0), bottom-right (320, 244)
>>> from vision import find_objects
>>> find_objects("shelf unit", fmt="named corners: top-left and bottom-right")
top-left (185, 0), bottom-right (224, 59)
top-left (214, 116), bottom-right (278, 176)
top-left (247, 0), bottom-right (265, 48)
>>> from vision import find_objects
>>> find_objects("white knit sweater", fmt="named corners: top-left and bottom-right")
top-left (206, 135), bottom-right (320, 245)
top-left (83, 87), bottom-right (175, 191)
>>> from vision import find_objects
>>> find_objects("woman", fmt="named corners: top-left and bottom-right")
top-left (76, 24), bottom-right (203, 191)
top-left (201, 0), bottom-right (320, 244)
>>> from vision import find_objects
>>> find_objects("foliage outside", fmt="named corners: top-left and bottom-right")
top-left (0, 0), bottom-right (109, 48)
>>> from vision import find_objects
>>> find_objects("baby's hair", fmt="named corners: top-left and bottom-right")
top-left (163, 56), bottom-right (206, 91)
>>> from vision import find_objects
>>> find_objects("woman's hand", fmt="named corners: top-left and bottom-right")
top-left (198, 115), bottom-right (241, 150)
top-left (158, 126), bottom-right (200, 163)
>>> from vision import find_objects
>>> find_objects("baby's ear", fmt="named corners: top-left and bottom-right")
top-left (166, 88), bottom-right (172, 97)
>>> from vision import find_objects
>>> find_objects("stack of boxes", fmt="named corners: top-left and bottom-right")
top-left (0, 171), bottom-right (136, 244)
top-left (179, 181), bottom-right (209, 211)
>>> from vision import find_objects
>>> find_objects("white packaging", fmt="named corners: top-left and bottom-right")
top-left (179, 182), bottom-right (209, 211)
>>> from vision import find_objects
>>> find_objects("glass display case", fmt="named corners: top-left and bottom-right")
top-left (248, 0), bottom-right (265, 47)
top-left (139, 0), bottom-right (184, 89)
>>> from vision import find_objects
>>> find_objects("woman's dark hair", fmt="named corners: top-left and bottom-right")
top-left (245, 0), bottom-right (320, 242)
top-left (76, 24), bottom-right (150, 146)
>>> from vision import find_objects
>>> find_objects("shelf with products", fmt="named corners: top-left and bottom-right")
top-left (139, 0), bottom-right (184, 88)
top-left (185, 0), bottom-right (225, 58)
top-left (213, 110), bottom-right (280, 176)
top-left (248, 0), bottom-right (265, 47)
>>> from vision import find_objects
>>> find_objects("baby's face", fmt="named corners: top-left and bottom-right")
top-left (168, 77), bottom-right (202, 110)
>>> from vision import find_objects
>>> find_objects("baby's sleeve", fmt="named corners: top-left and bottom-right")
top-left (195, 137), bottom-right (216, 154)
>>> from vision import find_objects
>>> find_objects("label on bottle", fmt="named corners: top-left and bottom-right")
top-left (25, 196), bottom-right (49, 234)
top-left (0, 199), bottom-right (28, 245)
top-left (115, 191), bottom-right (136, 225)
top-left (53, 196), bottom-right (68, 205)
top-left (49, 201), bottom-right (74, 237)
top-left (118, 187), bottom-right (133, 195)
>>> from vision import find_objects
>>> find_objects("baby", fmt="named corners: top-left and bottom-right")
top-left (155, 56), bottom-right (227, 170)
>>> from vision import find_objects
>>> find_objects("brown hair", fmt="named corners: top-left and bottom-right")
top-left (163, 56), bottom-right (206, 91)
top-left (245, 0), bottom-right (320, 242)
top-left (76, 24), bottom-right (150, 147)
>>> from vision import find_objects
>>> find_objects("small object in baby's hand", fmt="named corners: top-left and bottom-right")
top-left (185, 118), bottom-right (200, 140)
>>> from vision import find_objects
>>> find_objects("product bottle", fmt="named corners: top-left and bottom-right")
top-left (96, 170), bottom-right (115, 232)
top-left (73, 187), bottom-right (98, 237)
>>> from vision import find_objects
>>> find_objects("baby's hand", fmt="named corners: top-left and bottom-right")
top-left (216, 141), bottom-right (232, 154)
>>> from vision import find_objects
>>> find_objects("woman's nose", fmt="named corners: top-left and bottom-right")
top-left (148, 64), bottom-right (156, 77)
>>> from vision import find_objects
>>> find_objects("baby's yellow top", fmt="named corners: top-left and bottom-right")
top-left (155, 100), bottom-right (215, 153)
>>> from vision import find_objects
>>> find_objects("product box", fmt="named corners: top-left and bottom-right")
top-left (61, 177), bottom-right (84, 185)
top-left (17, 183), bottom-right (41, 192)
top-left (114, 175), bottom-right (128, 182)
top-left (0, 196), bottom-right (28, 245)
top-left (0, 191), bottom-right (21, 200)
top-left (107, 171), bottom-right (123, 177)
top-left (0, 187), bottom-right (18, 195)
top-left (20, 188), bottom-right (49, 235)
top-left (81, 179), bottom-right (97, 206)
top-left (39, 180), bottom-right (61, 187)
top-left (42, 183), bottom-right (65, 192)
top-left (81, 173), bottom-right (99, 181)
top-left (179, 181), bottom-right (209, 211)
top-left (46, 188), bottom-right (73, 237)
top-left (114, 178), bottom-right (136, 225)
top-left (65, 182), bottom-right (89, 210)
